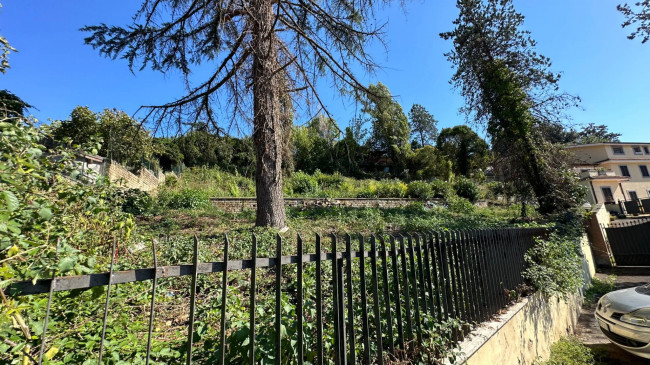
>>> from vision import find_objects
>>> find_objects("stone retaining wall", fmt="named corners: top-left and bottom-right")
top-left (210, 197), bottom-right (442, 213)
top-left (106, 161), bottom-right (170, 192)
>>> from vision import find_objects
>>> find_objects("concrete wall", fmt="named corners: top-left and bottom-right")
top-left (209, 197), bottom-right (440, 213)
top-left (586, 204), bottom-right (614, 268)
top-left (454, 292), bottom-right (583, 365)
top-left (106, 161), bottom-right (166, 192)
top-left (454, 234), bottom-right (595, 365)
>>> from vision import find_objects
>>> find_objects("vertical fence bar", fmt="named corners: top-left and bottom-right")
top-left (249, 235), bottom-right (257, 365)
top-left (390, 235), bottom-right (404, 350)
top-left (407, 235), bottom-right (422, 345)
top-left (331, 235), bottom-right (341, 365)
top-left (467, 230), bottom-right (485, 323)
top-left (37, 238), bottom-right (60, 365)
top-left (450, 231), bottom-right (466, 324)
top-left (218, 236), bottom-right (229, 365)
top-left (297, 235), bottom-right (304, 365)
top-left (315, 234), bottom-right (324, 365)
top-left (275, 234), bottom-right (282, 365)
top-left (187, 235), bottom-right (200, 365)
top-left (428, 233), bottom-right (444, 322)
top-left (398, 235), bottom-right (414, 343)
top-left (345, 234), bottom-right (356, 365)
top-left (458, 231), bottom-right (477, 325)
top-left (98, 237), bottom-right (117, 364)
top-left (422, 233), bottom-right (436, 321)
top-left (380, 236), bottom-right (395, 355)
top-left (370, 235), bottom-right (384, 365)
top-left (337, 255), bottom-right (348, 365)
top-left (358, 235), bottom-right (371, 364)
top-left (415, 234), bottom-right (428, 317)
top-left (145, 238), bottom-right (158, 365)
top-left (438, 232), bottom-right (454, 320)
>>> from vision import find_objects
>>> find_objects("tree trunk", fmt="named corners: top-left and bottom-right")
top-left (251, 0), bottom-right (287, 228)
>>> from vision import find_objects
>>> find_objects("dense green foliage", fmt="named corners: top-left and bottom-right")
top-left (539, 336), bottom-right (604, 365)
top-left (436, 126), bottom-right (489, 178)
top-left (584, 276), bottom-right (616, 306)
top-left (53, 106), bottom-right (156, 170)
top-left (453, 177), bottom-right (481, 203)
top-left (0, 117), bottom-right (134, 362)
top-left (408, 104), bottom-right (438, 147)
top-left (523, 216), bottom-right (585, 297)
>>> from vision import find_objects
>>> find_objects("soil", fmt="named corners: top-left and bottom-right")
top-left (575, 267), bottom-right (650, 364)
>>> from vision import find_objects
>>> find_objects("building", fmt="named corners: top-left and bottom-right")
top-left (566, 142), bottom-right (650, 210)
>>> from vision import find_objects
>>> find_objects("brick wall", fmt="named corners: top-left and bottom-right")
top-left (210, 197), bottom-right (443, 213)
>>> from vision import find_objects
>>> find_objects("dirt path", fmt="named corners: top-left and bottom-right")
top-left (575, 268), bottom-right (650, 364)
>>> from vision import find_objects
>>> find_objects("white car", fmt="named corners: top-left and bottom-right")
top-left (595, 284), bottom-right (650, 359)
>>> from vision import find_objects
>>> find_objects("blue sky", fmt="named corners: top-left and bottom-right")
top-left (1, 0), bottom-right (649, 141)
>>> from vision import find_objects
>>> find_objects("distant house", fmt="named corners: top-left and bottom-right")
top-left (566, 142), bottom-right (650, 210)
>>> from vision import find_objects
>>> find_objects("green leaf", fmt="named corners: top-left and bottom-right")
top-left (57, 257), bottom-right (76, 273)
top-left (38, 207), bottom-right (53, 220)
top-left (2, 191), bottom-right (19, 211)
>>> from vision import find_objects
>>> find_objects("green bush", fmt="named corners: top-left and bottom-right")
top-left (407, 181), bottom-right (433, 200)
top-left (290, 171), bottom-right (320, 195)
top-left (447, 196), bottom-right (476, 215)
top-left (314, 170), bottom-right (345, 190)
top-left (375, 180), bottom-right (407, 198)
top-left (524, 223), bottom-right (584, 298)
top-left (485, 181), bottom-right (504, 200)
top-left (164, 189), bottom-right (210, 209)
top-left (585, 276), bottom-right (616, 306)
top-left (165, 173), bottom-right (178, 187)
top-left (117, 188), bottom-right (154, 215)
top-left (540, 336), bottom-right (604, 365)
top-left (430, 179), bottom-right (456, 200)
top-left (454, 177), bottom-right (481, 203)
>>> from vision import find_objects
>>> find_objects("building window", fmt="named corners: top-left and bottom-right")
top-left (629, 191), bottom-right (639, 201)
top-left (641, 165), bottom-right (650, 177)
top-left (647, 189), bottom-right (650, 197)
top-left (602, 187), bottom-right (614, 203)
top-left (612, 146), bottom-right (625, 155)
top-left (620, 165), bottom-right (631, 177)
top-left (645, 146), bottom-right (650, 154)
top-left (633, 146), bottom-right (643, 155)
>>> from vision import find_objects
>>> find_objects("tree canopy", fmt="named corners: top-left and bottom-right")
top-left (82, 0), bottom-right (397, 227)
top-left (436, 125), bottom-right (489, 178)
top-left (0, 90), bottom-right (32, 118)
top-left (575, 123), bottom-right (622, 144)
top-left (618, 1), bottom-right (650, 43)
top-left (408, 104), bottom-right (438, 147)
top-left (441, 0), bottom-right (583, 215)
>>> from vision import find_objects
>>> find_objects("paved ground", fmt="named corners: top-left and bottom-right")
top-left (575, 267), bottom-right (650, 364)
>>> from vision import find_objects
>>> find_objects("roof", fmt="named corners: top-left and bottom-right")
top-left (565, 142), bottom-right (650, 149)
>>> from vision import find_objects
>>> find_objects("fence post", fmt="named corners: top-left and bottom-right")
top-left (98, 237), bottom-right (117, 364)
top-left (249, 235), bottom-right (257, 365)
top-left (275, 234), bottom-right (282, 365)
top-left (370, 235), bottom-right (384, 365)
top-left (297, 235), bottom-right (304, 365)
top-left (345, 234), bottom-right (356, 365)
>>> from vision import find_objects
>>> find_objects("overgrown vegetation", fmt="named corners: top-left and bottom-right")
top-left (584, 276), bottom-right (616, 306)
top-left (523, 215), bottom-right (585, 298)
top-left (538, 336), bottom-right (605, 365)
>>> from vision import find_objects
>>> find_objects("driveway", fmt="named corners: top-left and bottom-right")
top-left (575, 267), bottom-right (650, 364)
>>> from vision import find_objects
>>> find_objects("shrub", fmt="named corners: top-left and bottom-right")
top-left (430, 179), bottom-right (456, 200)
top-left (540, 336), bottom-right (604, 365)
top-left (585, 276), bottom-right (616, 306)
top-left (290, 171), bottom-right (319, 195)
top-left (406, 181), bottom-right (433, 200)
top-left (454, 177), bottom-right (481, 203)
top-left (485, 181), bottom-right (504, 200)
top-left (117, 188), bottom-right (154, 215)
top-left (165, 189), bottom-right (210, 209)
top-left (447, 196), bottom-right (476, 215)
top-left (523, 223), bottom-right (584, 298)
top-left (375, 180), bottom-right (407, 198)
top-left (165, 173), bottom-right (178, 187)
top-left (314, 170), bottom-right (345, 190)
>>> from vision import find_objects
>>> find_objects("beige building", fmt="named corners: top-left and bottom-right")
top-left (566, 143), bottom-right (650, 208)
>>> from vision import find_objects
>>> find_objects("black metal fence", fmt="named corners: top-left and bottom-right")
top-left (10, 227), bottom-right (546, 364)
top-left (604, 218), bottom-right (650, 266)
top-left (621, 198), bottom-right (650, 215)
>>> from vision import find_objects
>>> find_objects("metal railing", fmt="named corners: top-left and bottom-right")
top-left (9, 227), bottom-right (547, 364)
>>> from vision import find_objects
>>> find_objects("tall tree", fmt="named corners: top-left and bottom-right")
top-left (436, 125), bottom-right (489, 177)
top-left (83, 0), bottom-right (393, 228)
top-left (0, 90), bottom-right (32, 118)
top-left (575, 123), bottom-right (621, 144)
top-left (618, 1), bottom-right (650, 43)
top-left (362, 83), bottom-right (410, 154)
top-left (440, 0), bottom-right (582, 215)
top-left (408, 104), bottom-right (438, 146)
